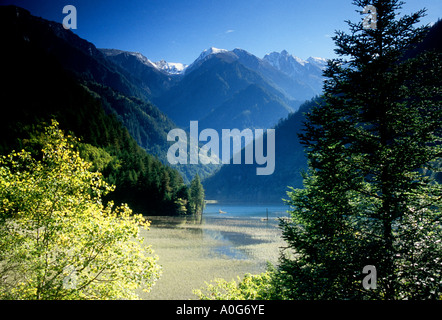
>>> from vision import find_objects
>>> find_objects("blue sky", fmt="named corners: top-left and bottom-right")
top-left (2, 0), bottom-right (441, 64)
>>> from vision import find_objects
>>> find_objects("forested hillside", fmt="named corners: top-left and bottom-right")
top-left (203, 98), bottom-right (319, 203)
top-left (0, 5), bottom-right (200, 215)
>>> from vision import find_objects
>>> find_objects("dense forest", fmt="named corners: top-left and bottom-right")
top-left (0, 5), bottom-right (204, 216)
top-left (203, 97), bottom-right (319, 203)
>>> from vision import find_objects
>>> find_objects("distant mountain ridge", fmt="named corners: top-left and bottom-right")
top-left (185, 47), bottom-right (235, 74)
top-left (263, 50), bottom-right (326, 96)
top-left (104, 46), bottom-right (327, 132)
top-left (153, 52), bottom-right (303, 130)
top-left (1, 4), bottom-right (328, 190)
top-left (153, 60), bottom-right (188, 75)
top-left (202, 98), bottom-right (319, 203)
top-left (202, 20), bottom-right (442, 203)
top-left (100, 49), bottom-right (188, 76)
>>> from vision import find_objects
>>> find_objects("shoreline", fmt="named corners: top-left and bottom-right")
top-left (140, 214), bottom-right (284, 300)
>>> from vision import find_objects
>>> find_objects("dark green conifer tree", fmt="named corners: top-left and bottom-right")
top-left (278, 0), bottom-right (442, 299)
top-left (189, 174), bottom-right (205, 215)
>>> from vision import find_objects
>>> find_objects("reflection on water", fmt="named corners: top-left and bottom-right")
top-left (145, 204), bottom-right (288, 260)
top-left (203, 203), bottom-right (290, 220)
top-left (142, 204), bottom-right (289, 299)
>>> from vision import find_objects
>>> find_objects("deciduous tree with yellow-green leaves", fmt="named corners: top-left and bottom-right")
top-left (0, 121), bottom-right (161, 300)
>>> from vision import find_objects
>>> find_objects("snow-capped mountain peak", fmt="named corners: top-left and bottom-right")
top-left (306, 56), bottom-right (328, 69)
top-left (197, 47), bottom-right (229, 61)
top-left (100, 49), bottom-right (158, 69)
top-left (100, 49), bottom-right (188, 75)
top-left (185, 47), bottom-right (235, 74)
top-left (307, 56), bottom-right (327, 63)
top-left (264, 50), bottom-right (307, 69)
top-left (131, 52), bottom-right (154, 66)
top-left (263, 50), bottom-right (327, 76)
top-left (281, 49), bottom-right (307, 66)
top-left (153, 60), bottom-right (188, 75)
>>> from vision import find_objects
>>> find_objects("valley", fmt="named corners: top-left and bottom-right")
top-left (3, 4), bottom-right (439, 210)
top-left (0, 5), bottom-right (328, 206)
top-left (1, 0), bottom-right (441, 303)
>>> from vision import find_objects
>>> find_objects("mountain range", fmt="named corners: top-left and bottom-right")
top-left (101, 46), bottom-right (326, 131)
top-left (2, 4), bottom-right (440, 206)
top-left (202, 20), bottom-right (442, 203)
top-left (0, 4), bottom-right (326, 206)
top-left (97, 45), bottom-right (327, 201)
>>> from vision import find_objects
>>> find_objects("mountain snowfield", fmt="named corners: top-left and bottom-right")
top-left (186, 47), bottom-right (327, 77)
top-left (153, 60), bottom-right (188, 75)
top-left (264, 50), bottom-right (327, 72)
top-left (263, 50), bottom-right (327, 95)
top-left (177, 47), bottom-right (327, 79)
top-left (101, 49), bottom-right (188, 75)
top-left (170, 47), bottom-right (327, 98)
top-left (100, 48), bottom-right (159, 69)
top-left (192, 47), bottom-right (230, 65)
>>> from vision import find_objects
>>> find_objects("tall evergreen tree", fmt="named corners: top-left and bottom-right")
top-left (189, 174), bottom-right (205, 215)
top-left (278, 0), bottom-right (442, 299)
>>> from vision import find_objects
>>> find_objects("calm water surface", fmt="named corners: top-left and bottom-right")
top-left (203, 203), bottom-right (290, 219)
top-left (142, 203), bottom-right (289, 299)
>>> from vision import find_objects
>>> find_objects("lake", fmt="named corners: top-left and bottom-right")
top-left (139, 203), bottom-right (289, 300)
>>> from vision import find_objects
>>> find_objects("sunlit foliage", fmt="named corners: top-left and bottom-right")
top-left (0, 121), bottom-right (161, 299)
